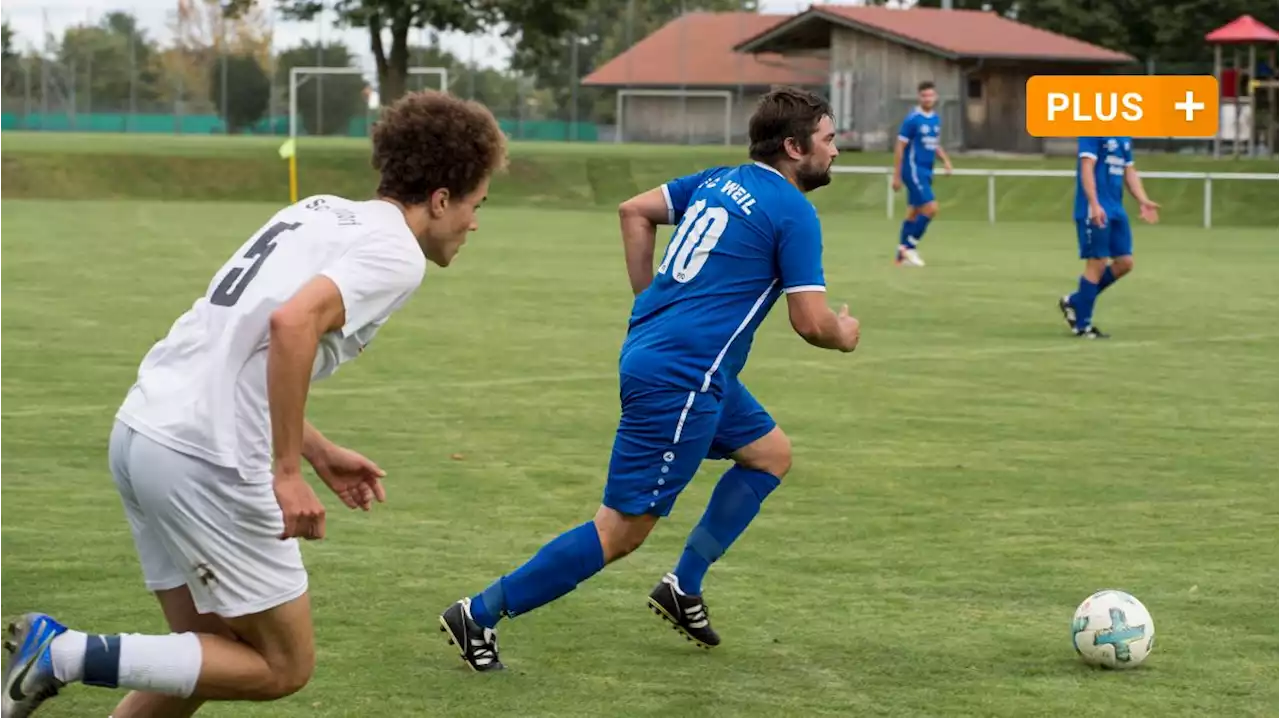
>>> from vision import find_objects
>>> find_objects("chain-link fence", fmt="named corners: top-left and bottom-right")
top-left (2, 4), bottom-right (1270, 154)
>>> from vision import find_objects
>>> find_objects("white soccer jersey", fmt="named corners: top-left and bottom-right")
top-left (117, 195), bottom-right (426, 483)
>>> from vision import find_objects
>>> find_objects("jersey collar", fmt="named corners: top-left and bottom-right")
top-left (916, 106), bottom-right (936, 118)
top-left (753, 161), bottom-right (786, 178)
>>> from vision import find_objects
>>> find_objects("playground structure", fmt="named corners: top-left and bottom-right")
top-left (1207, 14), bottom-right (1279, 158)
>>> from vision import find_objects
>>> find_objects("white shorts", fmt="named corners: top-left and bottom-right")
top-left (109, 420), bottom-right (308, 617)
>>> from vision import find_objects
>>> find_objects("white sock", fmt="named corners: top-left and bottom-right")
top-left (51, 631), bottom-right (202, 698)
top-left (50, 630), bottom-right (87, 682)
top-left (118, 633), bottom-right (203, 697)
top-left (667, 573), bottom-right (688, 596)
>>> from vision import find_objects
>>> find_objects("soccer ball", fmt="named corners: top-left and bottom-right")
top-left (1071, 590), bottom-right (1155, 669)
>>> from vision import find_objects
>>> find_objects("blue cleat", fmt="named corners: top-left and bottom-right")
top-left (2, 614), bottom-right (67, 718)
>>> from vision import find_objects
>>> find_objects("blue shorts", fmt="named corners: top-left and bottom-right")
top-left (1076, 216), bottom-right (1133, 259)
top-left (904, 169), bottom-right (935, 208)
top-left (603, 375), bottom-right (777, 517)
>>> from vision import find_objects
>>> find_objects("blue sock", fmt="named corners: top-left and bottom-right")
top-left (470, 521), bottom-right (605, 629)
top-left (672, 466), bottom-right (781, 596)
top-left (899, 216), bottom-right (930, 249)
top-left (913, 214), bottom-right (932, 243)
top-left (1097, 265), bottom-right (1117, 294)
top-left (898, 219), bottom-right (914, 248)
top-left (1073, 275), bottom-right (1100, 331)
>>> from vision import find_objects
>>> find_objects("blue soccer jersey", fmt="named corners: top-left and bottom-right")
top-left (1075, 136), bottom-right (1133, 220)
top-left (619, 162), bottom-right (826, 398)
top-left (898, 108), bottom-right (942, 180)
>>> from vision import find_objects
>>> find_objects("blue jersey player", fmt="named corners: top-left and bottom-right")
top-left (892, 80), bottom-right (953, 267)
top-left (439, 88), bottom-right (860, 670)
top-left (1058, 136), bottom-right (1159, 338)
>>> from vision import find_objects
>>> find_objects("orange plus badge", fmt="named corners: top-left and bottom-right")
top-left (1025, 76), bottom-right (1219, 138)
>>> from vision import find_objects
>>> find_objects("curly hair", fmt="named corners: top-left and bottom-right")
top-left (748, 86), bottom-right (832, 165)
top-left (371, 90), bottom-right (507, 205)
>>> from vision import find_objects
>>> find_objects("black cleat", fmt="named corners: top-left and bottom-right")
top-left (1073, 325), bottom-right (1110, 339)
top-left (439, 598), bottom-right (504, 672)
top-left (1058, 295), bottom-right (1077, 329)
top-left (647, 573), bottom-right (720, 649)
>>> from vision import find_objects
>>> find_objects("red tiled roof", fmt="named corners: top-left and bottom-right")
top-left (737, 5), bottom-right (1135, 64)
top-left (581, 12), bottom-right (828, 88)
top-left (1205, 14), bottom-right (1280, 44)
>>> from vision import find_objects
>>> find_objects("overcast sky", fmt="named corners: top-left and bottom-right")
top-left (3, 0), bottom-right (848, 77)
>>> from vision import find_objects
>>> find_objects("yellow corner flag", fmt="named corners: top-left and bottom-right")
top-left (278, 138), bottom-right (298, 203)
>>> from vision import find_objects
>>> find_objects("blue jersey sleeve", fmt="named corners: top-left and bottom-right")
top-left (662, 167), bottom-right (727, 224)
top-left (1122, 138), bottom-right (1134, 166)
top-left (1077, 137), bottom-right (1101, 160)
top-left (897, 114), bottom-right (917, 143)
top-left (776, 200), bottom-right (826, 293)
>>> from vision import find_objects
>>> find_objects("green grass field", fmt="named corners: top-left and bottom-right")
top-left (2, 198), bottom-right (1277, 717)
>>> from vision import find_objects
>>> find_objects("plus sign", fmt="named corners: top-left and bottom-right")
top-left (1174, 90), bottom-right (1205, 122)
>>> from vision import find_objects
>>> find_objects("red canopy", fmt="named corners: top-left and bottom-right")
top-left (1205, 14), bottom-right (1280, 44)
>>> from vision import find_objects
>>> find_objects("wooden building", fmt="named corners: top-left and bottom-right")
top-left (734, 5), bottom-right (1136, 153)
top-left (581, 12), bottom-right (827, 144)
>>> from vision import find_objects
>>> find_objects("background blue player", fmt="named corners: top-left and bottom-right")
top-left (438, 87), bottom-right (861, 670)
top-left (1059, 136), bottom-right (1159, 338)
top-left (892, 80), bottom-right (953, 267)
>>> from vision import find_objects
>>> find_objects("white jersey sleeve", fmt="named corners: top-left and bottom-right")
top-left (320, 230), bottom-right (425, 339)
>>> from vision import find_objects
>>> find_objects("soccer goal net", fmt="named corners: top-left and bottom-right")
top-left (287, 67), bottom-right (449, 140)
top-left (615, 89), bottom-right (733, 145)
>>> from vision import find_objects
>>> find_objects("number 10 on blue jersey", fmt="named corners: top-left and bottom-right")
top-left (658, 199), bottom-right (730, 283)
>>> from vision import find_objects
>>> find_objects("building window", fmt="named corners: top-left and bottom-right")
top-left (967, 77), bottom-right (983, 99)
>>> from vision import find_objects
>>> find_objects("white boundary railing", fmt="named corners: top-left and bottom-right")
top-left (830, 165), bottom-right (1280, 229)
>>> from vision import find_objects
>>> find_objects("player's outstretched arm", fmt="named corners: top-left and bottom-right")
top-left (302, 420), bottom-right (333, 466)
top-left (302, 421), bottom-right (386, 511)
top-left (1077, 138), bottom-right (1108, 227)
top-left (268, 275), bottom-right (348, 540)
top-left (618, 187), bottom-right (671, 295)
top-left (786, 291), bottom-right (860, 353)
top-left (1078, 156), bottom-right (1106, 227)
top-left (936, 143), bottom-right (954, 174)
top-left (892, 138), bottom-right (907, 191)
top-left (1123, 164), bottom-right (1160, 223)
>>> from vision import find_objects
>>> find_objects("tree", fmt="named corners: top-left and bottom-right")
top-left (170, 0), bottom-right (274, 66)
top-left (211, 54), bottom-right (270, 131)
top-left (162, 0), bottom-right (275, 112)
top-left (2, 21), bottom-right (15, 62)
top-left (1008, 0), bottom-right (1133, 58)
top-left (914, 0), bottom-right (1280, 64)
top-left (405, 43), bottom-right (522, 113)
top-left (1148, 0), bottom-right (1279, 62)
top-left (225, 0), bottom-right (592, 104)
top-left (2, 21), bottom-right (24, 98)
top-left (57, 12), bottom-right (165, 112)
top-left (276, 41), bottom-right (366, 135)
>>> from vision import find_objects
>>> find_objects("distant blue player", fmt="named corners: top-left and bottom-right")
top-left (439, 88), bottom-right (860, 670)
top-left (1059, 136), bottom-right (1159, 338)
top-left (893, 80), bottom-right (953, 267)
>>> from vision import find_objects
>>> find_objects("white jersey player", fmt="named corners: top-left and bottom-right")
top-left (2, 91), bottom-right (508, 718)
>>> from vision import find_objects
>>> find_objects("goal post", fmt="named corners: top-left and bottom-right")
top-left (287, 66), bottom-right (449, 141)
top-left (284, 66), bottom-right (448, 202)
top-left (615, 89), bottom-right (732, 146)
